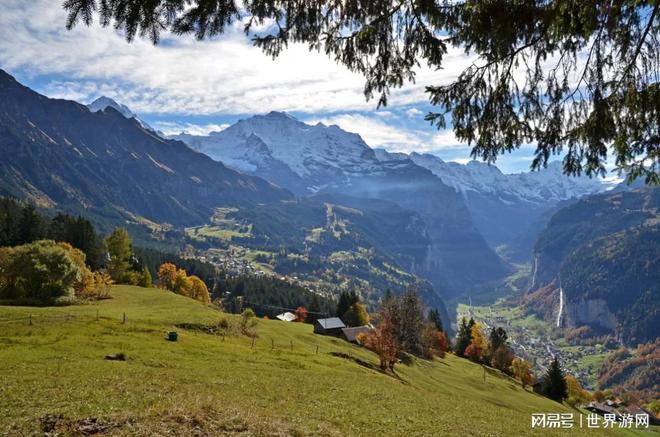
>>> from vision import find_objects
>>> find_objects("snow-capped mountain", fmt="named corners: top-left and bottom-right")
top-left (172, 111), bottom-right (389, 194)
top-left (375, 150), bottom-right (606, 205)
top-left (87, 96), bottom-right (159, 134)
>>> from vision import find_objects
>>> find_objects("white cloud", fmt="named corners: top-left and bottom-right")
top-left (405, 108), bottom-right (423, 118)
top-left (306, 114), bottom-right (421, 150)
top-left (449, 158), bottom-right (472, 165)
top-left (153, 121), bottom-right (230, 136)
top-left (0, 0), bottom-right (473, 116)
top-left (305, 113), bottom-right (466, 153)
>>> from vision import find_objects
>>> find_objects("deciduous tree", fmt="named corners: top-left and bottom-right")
top-left (360, 313), bottom-right (399, 371)
top-left (105, 228), bottom-right (134, 284)
top-left (510, 357), bottom-right (535, 389)
top-left (343, 302), bottom-right (370, 327)
top-left (157, 263), bottom-right (177, 290)
top-left (294, 305), bottom-right (309, 323)
top-left (188, 275), bottom-right (210, 304)
top-left (465, 322), bottom-right (488, 363)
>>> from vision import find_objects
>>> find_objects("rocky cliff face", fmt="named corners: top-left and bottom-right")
top-left (528, 188), bottom-right (660, 344)
top-left (564, 298), bottom-right (618, 331)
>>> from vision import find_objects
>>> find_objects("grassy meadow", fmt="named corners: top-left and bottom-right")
top-left (0, 286), bottom-right (655, 436)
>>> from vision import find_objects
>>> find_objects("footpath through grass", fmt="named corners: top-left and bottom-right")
top-left (0, 286), bottom-right (654, 436)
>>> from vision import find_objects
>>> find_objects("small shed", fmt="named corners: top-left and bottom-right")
top-left (276, 312), bottom-right (297, 322)
top-left (314, 317), bottom-right (346, 336)
top-left (341, 326), bottom-right (373, 344)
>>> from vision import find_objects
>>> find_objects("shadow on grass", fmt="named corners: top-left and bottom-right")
top-left (329, 351), bottom-right (409, 384)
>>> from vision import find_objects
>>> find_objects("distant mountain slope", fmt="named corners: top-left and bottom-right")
top-left (529, 188), bottom-right (660, 344)
top-left (0, 69), bottom-right (290, 226)
top-left (375, 150), bottom-right (605, 261)
top-left (173, 113), bottom-right (510, 298)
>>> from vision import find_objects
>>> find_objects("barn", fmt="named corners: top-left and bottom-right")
top-left (313, 317), bottom-right (346, 336)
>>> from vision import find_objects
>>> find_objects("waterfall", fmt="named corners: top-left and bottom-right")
top-left (529, 255), bottom-right (538, 291)
top-left (556, 287), bottom-right (564, 328)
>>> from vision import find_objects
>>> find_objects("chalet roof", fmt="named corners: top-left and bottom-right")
top-left (315, 317), bottom-right (346, 330)
top-left (586, 402), bottom-right (621, 417)
top-left (341, 326), bottom-right (373, 342)
top-left (276, 312), bottom-right (297, 322)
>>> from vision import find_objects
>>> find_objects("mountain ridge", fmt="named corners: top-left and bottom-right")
top-left (0, 69), bottom-right (291, 226)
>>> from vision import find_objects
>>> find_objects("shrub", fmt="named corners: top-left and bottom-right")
top-left (0, 240), bottom-right (81, 303)
top-left (240, 308), bottom-right (258, 337)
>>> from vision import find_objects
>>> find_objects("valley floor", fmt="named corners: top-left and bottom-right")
top-left (0, 286), bottom-right (654, 436)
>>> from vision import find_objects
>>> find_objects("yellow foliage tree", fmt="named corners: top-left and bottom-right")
top-left (157, 263), bottom-right (177, 290)
top-left (465, 322), bottom-right (488, 362)
top-left (565, 374), bottom-right (593, 406)
top-left (510, 357), bottom-right (535, 388)
top-left (189, 275), bottom-right (210, 304)
top-left (172, 268), bottom-right (192, 297)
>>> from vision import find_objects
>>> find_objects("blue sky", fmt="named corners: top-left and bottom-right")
top-left (1, 0), bottom-right (554, 174)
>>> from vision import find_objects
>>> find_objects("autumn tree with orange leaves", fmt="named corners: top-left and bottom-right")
top-left (295, 306), bottom-right (308, 323)
top-left (360, 313), bottom-right (399, 371)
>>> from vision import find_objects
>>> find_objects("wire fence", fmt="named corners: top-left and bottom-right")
top-left (0, 310), bottom-right (334, 356)
top-left (0, 310), bottom-right (124, 325)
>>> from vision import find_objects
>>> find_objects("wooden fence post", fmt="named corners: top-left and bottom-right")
top-left (251, 337), bottom-right (255, 349)
top-left (316, 345), bottom-right (319, 355)
top-left (271, 338), bottom-right (274, 350)
top-left (122, 312), bottom-right (126, 324)
top-left (29, 314), bottom-right (32, 326)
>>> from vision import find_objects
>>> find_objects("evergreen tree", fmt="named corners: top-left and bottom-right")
top-left (48, 214), bottom-right (103, 269)
top-left (397, 288), bottom-right (425, 355)
top-left (542, 356), bottom-right (568, 402)
top-left (138, 266), bottom-right (152, 288)
top-left (454, 317), bottom-right (475, 357)
top-left (489, 327), bottom-right (508, 355)
top-left (18, 205), bottom-right (46, 244)
top-left (428, 308), bottom-right (443, 332)
top-left (336, 290), bottom-right (359, 319)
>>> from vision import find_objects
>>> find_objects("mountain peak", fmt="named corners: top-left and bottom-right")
top-left (262, 111), bottom-right (298, 121)
top-left (87, 96), bottom-right (160, 134)
top-left (88, 96), bottom-right (136, 119)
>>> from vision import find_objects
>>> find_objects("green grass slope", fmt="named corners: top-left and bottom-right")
top-left (0, 286), bottom-right (653, 436)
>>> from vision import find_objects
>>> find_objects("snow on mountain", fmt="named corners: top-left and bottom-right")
top-left (171, 111), bottom-right (403, 194)
top-left (172, 111), bottom-right (605, 204)
top-left (375, 150), bottom-right (606, 204)
top-left (175, 111), bottom-right (381, 177)
top-left (87, 96), bottom-right (159, 134)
